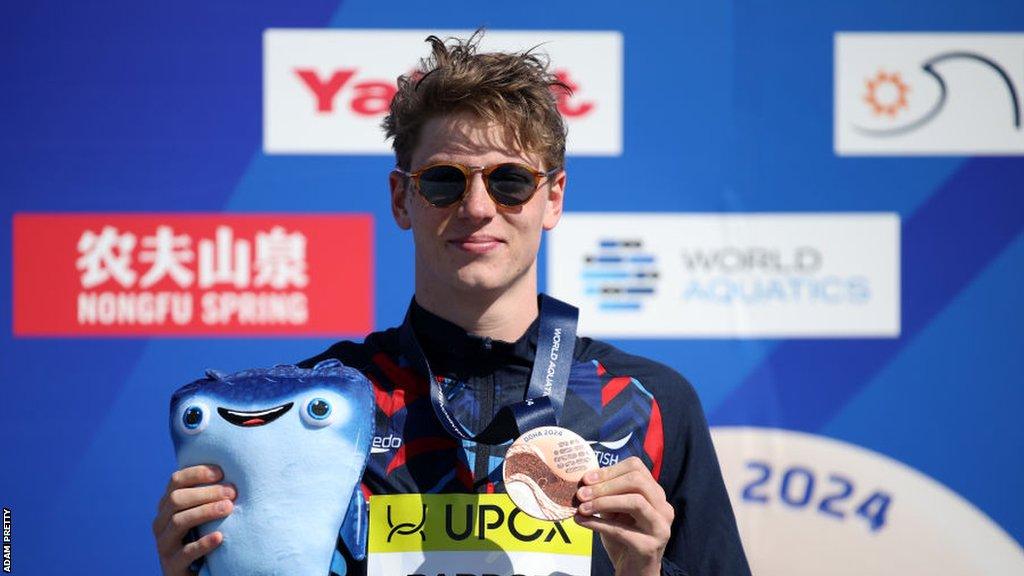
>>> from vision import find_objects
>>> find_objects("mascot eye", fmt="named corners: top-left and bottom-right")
top-left (184, 407), bottom-right (203, 428)
top-left (308, 398), bottom-right (331, 418)
top-left (177, 402), bottom-right (210, 435)
top-left (301, 397), bottom-right (334, 427)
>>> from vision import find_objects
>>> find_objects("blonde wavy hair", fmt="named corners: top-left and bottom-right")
top-left (382, 31), bottom-right (570, 171)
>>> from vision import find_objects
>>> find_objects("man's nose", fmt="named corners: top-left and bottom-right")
top-left (458, 171), bottom-right (497, 219)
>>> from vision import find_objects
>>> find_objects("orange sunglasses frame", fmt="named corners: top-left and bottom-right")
top-left (394, 162), bottom-right (561, 207)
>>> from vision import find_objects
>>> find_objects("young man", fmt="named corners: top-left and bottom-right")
top-left (153, 33), bottom-right (750, 576)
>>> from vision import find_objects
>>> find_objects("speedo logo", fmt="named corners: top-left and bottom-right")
top-left (371, 433), bottom-right (403, 454)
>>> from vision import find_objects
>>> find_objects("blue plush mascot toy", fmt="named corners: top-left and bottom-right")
top-left (170, 359), bottom-right (373, 576)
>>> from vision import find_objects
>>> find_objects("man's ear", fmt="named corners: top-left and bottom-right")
top-left (389, 170), bottom-right (412, 230)
top-left (541, 169), bottom-right (566, 231)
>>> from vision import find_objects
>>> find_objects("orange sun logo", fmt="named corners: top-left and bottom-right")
top-left (863, 70), bottom-right (910, 117)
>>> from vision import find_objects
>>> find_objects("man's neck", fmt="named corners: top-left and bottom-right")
top-left (414, 275), bottom-right (539, 342)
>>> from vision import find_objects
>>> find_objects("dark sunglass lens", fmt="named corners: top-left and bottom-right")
top-left (488, 164), bottom-right (536, 205)
top-left (418, 165), bottom-right (466, 206)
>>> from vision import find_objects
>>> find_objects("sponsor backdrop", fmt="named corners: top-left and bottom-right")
top-left (2, 1), bottom-right (1022, 574)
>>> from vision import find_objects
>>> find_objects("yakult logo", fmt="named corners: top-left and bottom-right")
top-left (13, 214), bottom-right (373, 336)
top-left (264, 29), bottom-right (622, 155)
top-left (293, 68), bottom-right (397, 116)
top-left (294, 67), bottom-right (595, 119)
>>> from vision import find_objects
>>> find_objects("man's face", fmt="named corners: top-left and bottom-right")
top-left (389, 113), bottom-right (565, 297)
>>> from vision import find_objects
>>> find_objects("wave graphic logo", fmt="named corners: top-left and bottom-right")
top-left (835, 33), bottom-right (1024, 155)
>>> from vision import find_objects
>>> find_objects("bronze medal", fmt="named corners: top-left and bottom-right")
top-left (502, 425), bottom-right (599, 521)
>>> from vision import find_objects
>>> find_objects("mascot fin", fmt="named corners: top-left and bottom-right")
top-left (338, 484), bottom-right (368, 562)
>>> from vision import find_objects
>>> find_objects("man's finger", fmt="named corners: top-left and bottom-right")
top-left (157, 500), bottom-right (233, 555)
top-left (165, 531), bottom-right (223, 574)
top-left (577, 469), bottom-right (665, 508)
top-left (577, 493), bottom-right (666, 536)
top-left (573, 512), bottom-right (636, 541)
top-left (158, 484), bottom-right (236, 524)
top-left (574, 511), bottom-right (668, 567)
top-left (164, 465), bottom-right (223, 495)
top-left (581, 456), bottom-right (648, 485)
top-left (154, 466), bottom-right (226, 538)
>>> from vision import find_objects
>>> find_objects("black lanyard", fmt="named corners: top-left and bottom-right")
top-left (405, 294), bottom-right (579, 444)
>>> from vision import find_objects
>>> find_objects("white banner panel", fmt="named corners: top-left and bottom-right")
top-left (369, 551), bottom-right (592, 576)
top-left (547, 213), bottom-right (900, 338)
top-left (835, 33), bottom-right (1024, 155)
top-left (712, 428), bottom-right (1024, 576)
top-left (264, 29), bottom-right (622, 155)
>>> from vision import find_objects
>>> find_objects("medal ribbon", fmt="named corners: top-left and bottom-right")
top-left (406, 294), bottom-right (579, 444)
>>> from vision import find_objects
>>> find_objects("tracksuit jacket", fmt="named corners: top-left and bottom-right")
top-left (298, 298), bottom-right (752, 576)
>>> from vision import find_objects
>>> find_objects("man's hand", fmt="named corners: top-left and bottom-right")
top-left (152, 464), bottom-right (235, 576)
top-left (574, 457), bottom-right (674, 576)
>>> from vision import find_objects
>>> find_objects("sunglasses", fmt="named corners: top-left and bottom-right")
top-left (395, 162), bottom-right (560, 208)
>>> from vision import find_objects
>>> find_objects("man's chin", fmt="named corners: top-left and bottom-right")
top-left (420, 256), bottom-right (530, 296)
top-left (444, 264), bottom-right (518, 293)
top-left (450, 274), bottom-right (508, 293)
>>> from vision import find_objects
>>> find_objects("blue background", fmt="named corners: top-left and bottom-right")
top-left (1, 1), bottom-right (1021, 572)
